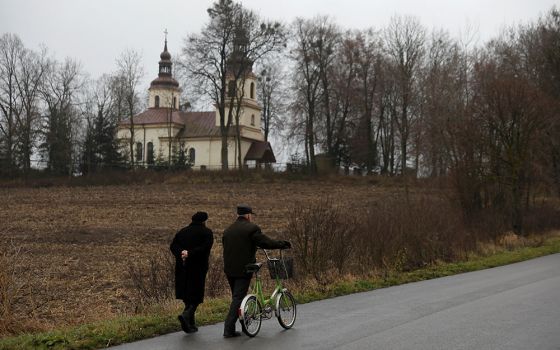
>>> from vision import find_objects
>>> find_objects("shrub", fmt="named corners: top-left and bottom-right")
top-left (126, 249), bottom-right (175, 309)
top-left (286, 199), bottom-right (358, 282)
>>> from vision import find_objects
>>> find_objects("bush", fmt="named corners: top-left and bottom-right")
top-left (287, 194), bottom-right (483, 278)
top-left (126, 249), bottom-right (175, 309)
top-left (286, 199), bottom-right (357, 282)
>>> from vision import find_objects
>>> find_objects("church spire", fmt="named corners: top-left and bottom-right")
top-left (159, 29), bottom-right (172, 76)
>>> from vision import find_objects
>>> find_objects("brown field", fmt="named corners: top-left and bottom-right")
top-left (0, 178), bottom-right (395, 334)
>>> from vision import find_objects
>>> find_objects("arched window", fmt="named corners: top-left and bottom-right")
top-left (147, 142), bottom-right (154, 164)
top-left (173, 97), bottom-right (177, 109)
top-left (188, 148), bottom-right (196, 164)
top-left (251, 114), bottom-right (255, 126)
top-left (155, 95), bottom-right (160, 108)
top-left (135, 142), bottom-right (143, 162)
top-left (250, 82), bottom-right (255, 99)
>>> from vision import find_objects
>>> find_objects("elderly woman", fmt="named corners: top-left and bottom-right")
top-left (170, 211), bottom-right (214, 333)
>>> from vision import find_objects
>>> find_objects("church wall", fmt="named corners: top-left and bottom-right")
top-left (117, 124), bottom-right (183, 164)
top-left (186, 138), bottom-right (254, 169)
top-left (148, 88), bottom-right (180, 109)
top-left (216, 105), bottom-right (263, 132)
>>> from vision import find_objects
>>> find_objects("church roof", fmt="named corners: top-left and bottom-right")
top-left (245, 141), bottom-right (276, 163)
top-left (150, 76), bottom-right (180, 89)
top-left (119, 109), bottom-right (225, 138)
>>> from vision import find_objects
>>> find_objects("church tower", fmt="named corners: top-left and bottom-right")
top-left (217, 19), bottom-right (262, 134)
top-left (148, 31), bottom-right (181, 110)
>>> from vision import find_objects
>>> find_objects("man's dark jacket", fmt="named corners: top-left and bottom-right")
top-left (170, 222), bottom-right (214, 304)
top-left (222, 216), bottom-right (285, 277)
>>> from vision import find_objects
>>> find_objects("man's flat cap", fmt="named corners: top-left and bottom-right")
top-left (237, 204), bottom-right (255, 215)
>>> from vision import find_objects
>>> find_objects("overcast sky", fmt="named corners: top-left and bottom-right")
top-left (1, 0), bottom-right (557, 87)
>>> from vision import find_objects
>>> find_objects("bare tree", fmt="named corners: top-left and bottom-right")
top-left (182, 0), bottom-right (286, 170)
top-left (0, 33), bottom-right (24, 175)
top-left (114, 49), bottom-right (144, 167)
top-left (385, 15), bottom-right (426, 176)
top-left (351, 30), bottom-right (384, 173)
top-left (257, 56), bottom-right (288, 143)
top-left (421, 30), bottom-right (462, 177)
top-left (40, 58), bottom-right (84, 175)
top-left (14, 45), bottom-right (48, 174)
top-left (290, 16), bottom-right (332, 173)
top-left (472, 29), bottom-right (556, 234)
top-left (315, 19), bottom-right (341, 159)
top-left (321, 30), bottom-right (359, 167)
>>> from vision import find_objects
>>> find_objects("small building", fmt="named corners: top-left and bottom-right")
top-left (117, 37), bottom-right (275, 170)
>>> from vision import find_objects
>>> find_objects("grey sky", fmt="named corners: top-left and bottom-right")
top-left (1, 0), bottom-right (556, 88)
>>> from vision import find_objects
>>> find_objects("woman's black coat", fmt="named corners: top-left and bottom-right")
top-left (170, 222), bottom-right (214, 304)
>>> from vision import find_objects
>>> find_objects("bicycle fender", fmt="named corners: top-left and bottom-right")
top-left (239, 294), bottom-right (257, 318)
top-left (273, 288), bottom-right (289, 318)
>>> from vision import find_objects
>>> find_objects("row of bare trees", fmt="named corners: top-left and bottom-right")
top-left (0, 33), bottom-right (146, 176)
top-left (282, 9), bottom-right (560, 233)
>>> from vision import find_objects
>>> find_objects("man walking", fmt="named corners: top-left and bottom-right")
top-left (222, 204), bottom-right (290, 338)
top-left (170, 211), bottom-right (214, 333)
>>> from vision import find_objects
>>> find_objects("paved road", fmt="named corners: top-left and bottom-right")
top-left (108, 254), bottom-right (560, 350)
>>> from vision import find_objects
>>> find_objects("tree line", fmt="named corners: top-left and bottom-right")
top-left (0, 33), bottom-right (148, 175)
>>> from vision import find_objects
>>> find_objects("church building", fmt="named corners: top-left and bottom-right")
top-left (117, 36), bottom-right (276, 169)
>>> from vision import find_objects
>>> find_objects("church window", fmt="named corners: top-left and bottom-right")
top-left (147, 142), bottom-right (154, 164)
top-left (188, 148), bottom-right (196, 164)
top-left (173, 97), bottom-right (177, 109)
top-left (136, 142), bottom-right (143, 162)
top-left (251, 114), bottom-right (255, 126)
top-left (155, 95), bottom-right (160, 108)
top-left (250, 82), bottom-right (255, 99)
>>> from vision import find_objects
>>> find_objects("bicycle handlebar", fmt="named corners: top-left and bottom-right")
top-left (262, 247), bottom-right (289, 261)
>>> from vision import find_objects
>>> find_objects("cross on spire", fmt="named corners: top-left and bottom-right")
top-left (164, 29), bottom-right (168, 45)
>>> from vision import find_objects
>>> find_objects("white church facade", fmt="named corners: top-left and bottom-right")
top-left (117, 38), bottom-right (276, 170)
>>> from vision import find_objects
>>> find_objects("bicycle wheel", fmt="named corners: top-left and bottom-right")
top-left (240, 295), bottom-right (262, 337)
top-left (276, 291), bottom-right (296, 329)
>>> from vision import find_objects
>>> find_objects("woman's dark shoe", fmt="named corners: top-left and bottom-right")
top-left (188, 305), bottom-right (199, 332)
top-left (178, 311), bottom-right (197, 333)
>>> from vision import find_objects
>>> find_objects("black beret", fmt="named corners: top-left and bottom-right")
top-left (192, 211), bottom-right (208, 222)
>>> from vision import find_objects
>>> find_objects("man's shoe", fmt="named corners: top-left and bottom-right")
top-left (178, 314), bottom-right (189, 333)
top-left (223, 331), bottom-right (242, 338)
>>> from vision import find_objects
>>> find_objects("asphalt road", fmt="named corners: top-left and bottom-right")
top-left (108, 253), bottom-right (560, 350)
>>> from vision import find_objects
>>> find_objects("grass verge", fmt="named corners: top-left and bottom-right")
top-left (1, 236), bottom-right (559, 350)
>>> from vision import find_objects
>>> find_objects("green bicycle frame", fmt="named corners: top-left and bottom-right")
top-left (250, 269), bottom-right (285, 312)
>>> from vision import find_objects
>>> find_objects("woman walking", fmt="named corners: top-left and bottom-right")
top-left (170, 211), bottom-right (214, 333)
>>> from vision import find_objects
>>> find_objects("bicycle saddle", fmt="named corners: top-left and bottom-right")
top-left (245, 262), bottom-right (263, 273)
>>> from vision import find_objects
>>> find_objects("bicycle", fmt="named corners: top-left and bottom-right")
top-left (238, 248), bottom-right (297, 337)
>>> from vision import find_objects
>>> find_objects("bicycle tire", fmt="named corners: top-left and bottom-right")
top-left (276, 291), bottom-right (296, 329)
top-left (240, 295), bottom-right (262, 337)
